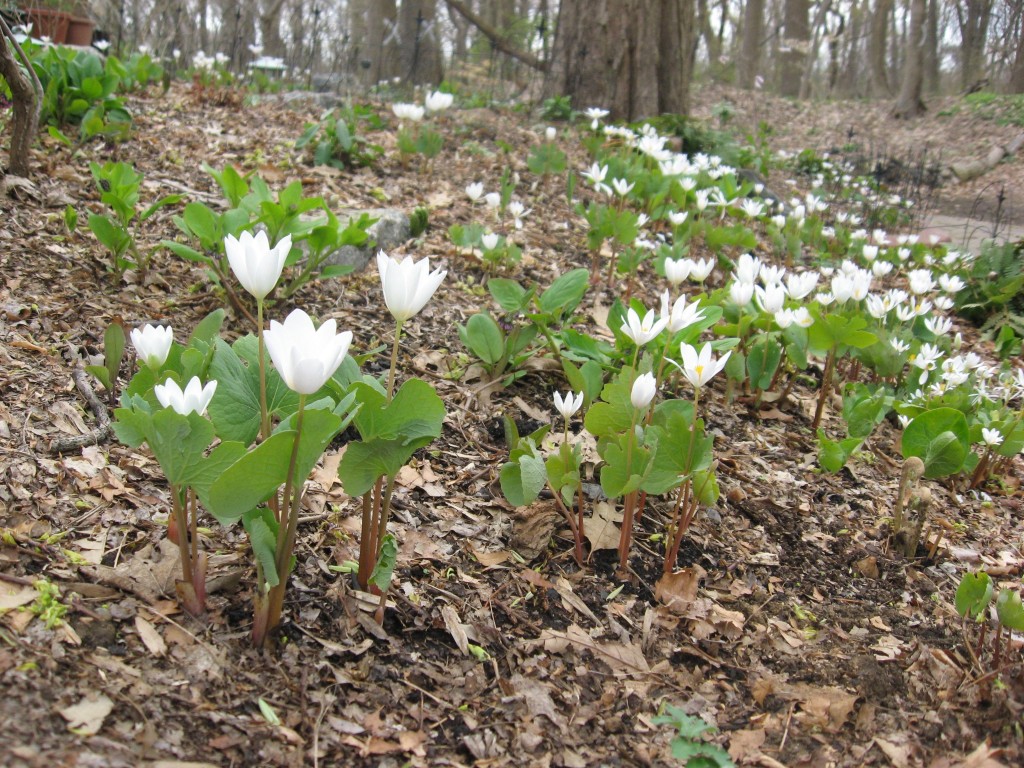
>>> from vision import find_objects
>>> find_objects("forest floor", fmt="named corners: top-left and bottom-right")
top-left (0, 79), bottom-right (1023, 768)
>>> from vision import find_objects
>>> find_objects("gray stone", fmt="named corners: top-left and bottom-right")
top-left (325, 209), bottom-right (411, 271)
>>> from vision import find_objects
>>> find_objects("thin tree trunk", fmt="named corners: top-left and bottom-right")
top-left (869, 0), bottom-right (892, 97)
top-left (922, 0), bottom-right (940, 94)
top-left (779, 0), bottom-right (809, 97)
top-left (737, 0), bottom-right (765, 89)
top-left (892, 0), bottom-right (926, 119)
top-left (0, 16), bottom-right (40, 178)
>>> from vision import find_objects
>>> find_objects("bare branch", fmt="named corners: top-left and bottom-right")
top-left (444, 0), bottom-right (547, 71)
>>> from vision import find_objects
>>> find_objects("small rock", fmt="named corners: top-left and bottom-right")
top-left (325, 209), bottom-right (411, 271)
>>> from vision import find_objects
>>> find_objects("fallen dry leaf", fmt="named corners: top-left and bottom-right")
top-left (59, 693), bottom-right (114, 736)
top-left (135, 615), bottom-right (168, 657)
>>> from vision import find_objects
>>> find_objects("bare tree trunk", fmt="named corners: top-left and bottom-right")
top-left (922, 0), bottom-right (940, 94)
top-left (544, 0), bottom-right (694, 121)
top-left (799, 0), bottom-right (833, 99)
top-left (399, 0), bottom-right (444, 85)
top-left (737, 0), bottom-right (765, 89)
top-left (868, 0), bottom-right (892, 96)
top-left (956, 0), bottom-right (994, 92)
top-left (778, 0), bottom-right (809, 97)
top-left (1011, 2), bottom-right (1024, 93)
top-left (0, 17), bottom-right (40, 178)
top-left (259, 0), bottom-right (288, 59)
top-left (892, 0), bottom-right (926, 119)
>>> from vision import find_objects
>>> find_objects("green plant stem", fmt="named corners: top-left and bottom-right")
top-left (617, 410), bottom-right (640, 572)
top-left (261, 394), bottom-right (306, 645)
top-left (812, 346), bottom-right (837, 432)
top-left (257, 299), bottom-right (270, 441)
top-left (375, 475), bottom-right (397, 559)
top-left (386, 320), bottom-right (404, 400)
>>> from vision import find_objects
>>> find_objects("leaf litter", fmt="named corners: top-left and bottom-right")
top-left (0, 80), bottom-right (1021, 767)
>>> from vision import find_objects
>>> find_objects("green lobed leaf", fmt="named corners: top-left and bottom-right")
top-left (146, 409), bottom-right (217, 487)
top-left (954, 571), bottom-right (993, 621)
top-left (206, 408), bottom-right (344, 524)
top-left (459, 313), bottom-right (505, 366)
top-left (499, 452), bottom-right (547, 507)
top-left (369, 534), bottom-right (398, 592)
top-left (243, 507), bottom-right (280, 588)
top-left (901, 407), bottom-right (969, 479)
top-left (996, 589), bottom-right (1024, 631)
top-left (538, 268), bottom-right (589, 317)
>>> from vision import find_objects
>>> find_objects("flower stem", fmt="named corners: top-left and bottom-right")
top-left (261, 394), bottom-right (306, 645)
top-left (386, 320), bottom-right (404, 401)
top-left (812, 346), bottom-right (836, 432)
top-left (257, 299), bottom-right (270, 441)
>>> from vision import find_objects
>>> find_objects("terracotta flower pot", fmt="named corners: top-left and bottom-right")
top-left (24, 7), bottom-right (71, 44)
top-left (65, 15), bottom-right (94, 46)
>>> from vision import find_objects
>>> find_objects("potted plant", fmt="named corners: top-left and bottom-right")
top-left (19, 1), bottom-right (92, 45)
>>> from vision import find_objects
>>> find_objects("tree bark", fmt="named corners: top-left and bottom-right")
top-left (736, 0), bottom-right (765, 89)
top-left (868, 0), bottom-right (893, 97)
top-left (398, 0), bottom-right (444, 85)
top-left (892, 0), bottom-right (926, 119)
top-left (543, 0), bottom-right (695, 121)
top-left (259, 0), bottom-right (288, 59)
top-left (922, 0), bottom-right (940, 95)
top-left (778, 0), bottom-right (809, 97)
top-left (0, 17), bottom-right (40, 178)
top-left (955, 0), bottom-right (994, 92)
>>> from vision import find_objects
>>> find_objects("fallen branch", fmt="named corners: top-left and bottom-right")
top-left (950, 130), bottom-right (1024, 183)
top-left (49, 366), bottom-right (111, 454)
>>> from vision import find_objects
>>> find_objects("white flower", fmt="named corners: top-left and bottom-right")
top-left (155, 376), bottom-right (217, 416)
top-left (908, 268), bottom-right (935, 295)
top-left (620, 307), bottom-right (669, 347)
top-left (264, 309), bottom-right (352, 395)
top-left (755, 284), bottom-right (786, 314)
top-left (938, 274), bottom-right (966, 293)
top-left (785, 271), bottom-right (819, 300)
top-left (911, 342), bottom-right (943, 385)
top-left (759, 264), bottom-right (786, 287)
top-left (392, 102), bottom-right (424, 121)
top-left (664, 257), bottom-right (691, 286)
top-left (225, 230), bottom-right (292, 301)
top-left (553, 390), bottom-right (584, 420)
top-left (790, 306), bottom-right (813, 327)
top-left (667, 210), bottom-right (689, 226)
top-left (465, 181), bottom-right (484, 202)
top-left (982, 428), bottom-right (1003, 447)
top-left (675, 343), bottom-right (731, 390)
top-left (872, 261), bottom-right (893, 277)
top-left (507, 200), bottom-right (531, 229)
top-left (376, 251), bottom-right (447, 323)
top-left (480, 233), bottom-right (500, 251)
top-left (545, 126), bottom-right (557, 142)
top-left (891, 338), bottom-right (910, 354)
top-left (581, 162), bottom-right (611, 196)
top-left (933, 296), bottom-right (955, 311)
top-left (739, 198), bottom-right (765, 218)
top-left (424, 90), bottom-right (453, 112)
top-left (861, 244), bottom-right (879, 262)
top-left (484, 192), bottom-right (501, 209)
top-left (730, 280), bottom-right (755, 307)
top-left (925, 316), bottom-right (953, 337)
top-left (611, 178), bottom-right (634, 197)
top-left (630, 372), bottom-right (657, 410)
top-left (131, 324), bottom-right (173, 370)
top-left (661, 291), bottom-right (705, 333)
top-left (584, 106), bottom-right (608, 130)
top-left (734, 253), bottom-right (761, 284)
top-left (687, 257), bottom-right (714, 282)
top-left (774, 308), bottom-right (795, 329)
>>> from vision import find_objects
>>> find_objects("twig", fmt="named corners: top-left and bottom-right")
top-left (48, 365), bottom-right (111, 454)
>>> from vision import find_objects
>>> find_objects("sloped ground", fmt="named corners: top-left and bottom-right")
top-left (0, 80), bottom-right (1022, 767)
